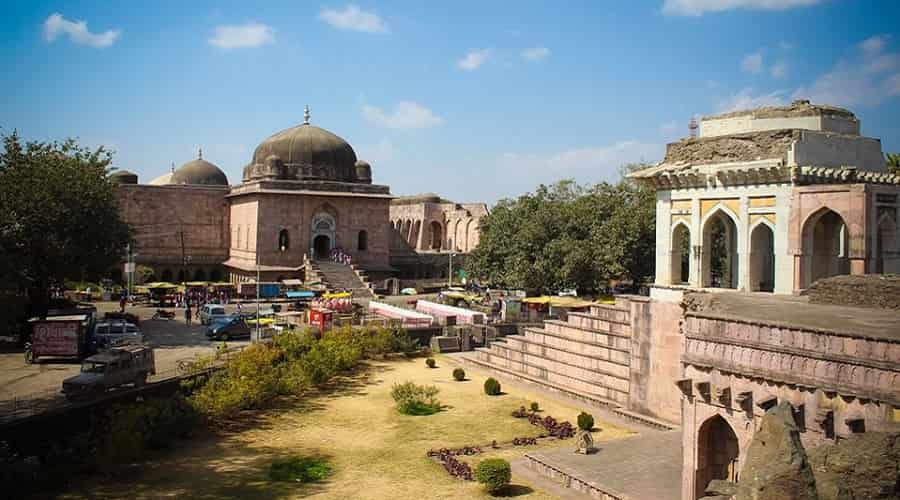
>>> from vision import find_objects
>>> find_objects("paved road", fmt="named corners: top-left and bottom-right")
top-left (0, 301), bottom-right (249, 403)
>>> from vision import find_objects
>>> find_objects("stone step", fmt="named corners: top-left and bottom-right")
top-left (539, 322), bottom-right (632, 351)
top-left (562, 313), bottom-right (632, 337)
top-left (506, 333), bottom-right (631, 376)
top-left (587, 304), bottom-right (630, 323)
top-left (483, 345), bottom-right (629, 403)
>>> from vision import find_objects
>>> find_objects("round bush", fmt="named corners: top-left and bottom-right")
top-left (452, 367), bottom-right (466, 381)
top-left (475, 458), bottom-right (511, 493)
top-left (577, 411), bottom-right (595, 431)
top-left (483, 377), bottom-right (501, 396)
top-left (426, 357), bottom-right (436, 368)
top-left (530, 402), bottom-right (540, 412)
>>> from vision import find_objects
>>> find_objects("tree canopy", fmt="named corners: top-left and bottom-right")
top-left (0, 131), bottom-right (131, 313)
top-left (465, 165), bottom-right (656, 293)
top-left (886, 152), bottom-right (900, 176)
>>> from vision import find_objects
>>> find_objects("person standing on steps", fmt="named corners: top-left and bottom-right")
top-left (185, 301), bottom-right (192, 326)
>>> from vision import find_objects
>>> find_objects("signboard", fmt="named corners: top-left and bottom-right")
top-left (124, 262), bottom-right (135, 274)
top-left (32, 321), bottom-right (79, 356)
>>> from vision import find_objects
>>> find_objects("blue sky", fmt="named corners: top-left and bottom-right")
top-left (2, 0), bottom-right (899, 203)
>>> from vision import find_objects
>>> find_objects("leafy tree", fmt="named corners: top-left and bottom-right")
top-left (465, 164), bottom-right (656, 293)
top-left (0, 131), bottom-right (132, 317)
top-left (886, 152), bottom-right (900, 176)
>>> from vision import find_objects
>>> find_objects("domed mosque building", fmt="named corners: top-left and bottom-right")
top-left (111, 107), bottom-right (397, 285)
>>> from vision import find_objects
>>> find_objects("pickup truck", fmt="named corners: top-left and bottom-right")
top-left (62, 345), bottom-right (156, 399)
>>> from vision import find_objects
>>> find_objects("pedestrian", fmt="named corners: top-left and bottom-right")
top-left (185, 302), bottom-right (192, 326)
top-left (119, 295), bottom-right (127, 313)
top-left (236, 302), bottom-right (242, 315)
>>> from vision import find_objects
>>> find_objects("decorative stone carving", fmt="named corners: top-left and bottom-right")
top-left (574, 429), bottom-right (595, 454)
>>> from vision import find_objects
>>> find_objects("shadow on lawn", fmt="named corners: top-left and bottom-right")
top-left (495, 484), bottom-right (535, 497)
top-left (47, 362), bottom-right (395, 500)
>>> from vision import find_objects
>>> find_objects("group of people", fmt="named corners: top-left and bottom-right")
top-left (328, 247), bottom-right (352, 265)
top-left (174, 289), bottom-right (231, 309)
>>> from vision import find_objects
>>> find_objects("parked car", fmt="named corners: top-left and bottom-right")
top-left (199, 304), bottom-right (228, 325)
top-left (205, 315), bottom-right (251, 341)
top-left (62, 345), bottom-right (155, 399)
top-left (92, 320), bottom-right (142, 351)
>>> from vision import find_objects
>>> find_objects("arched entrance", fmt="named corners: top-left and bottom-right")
top-left (430, 221), bottom-right (442, 250)
top-left (161, 269), bottom-right (173, 282)
top-left (671, 223), bottom-right (691, 285)
top-left (310, 211), bottom-right (336, 260)
top-left (802, 208), bottom-right (849, 286)
top-left (695, 415), bottom-right (739, 499)
top-left (749, 223), bottom-right (775, 292)
top-left (876, 211), bottom-right (898, 274)
top-left (313, 234), bottom-right (331, 259)
top-left (702, 210), bottom-right (739, 288)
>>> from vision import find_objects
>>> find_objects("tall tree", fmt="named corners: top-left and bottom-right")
top-left (886, 152), bottom-right (900, 176)
top-left (0, 131), bottom-right (132, 316)
top-left (465, 165), bottom-right (656, 293)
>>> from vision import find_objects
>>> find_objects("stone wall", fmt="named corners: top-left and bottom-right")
top-left (115, 184), bottom-right (229, 275)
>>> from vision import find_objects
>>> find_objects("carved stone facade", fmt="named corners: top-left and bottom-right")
top-left (631, 100), bottom-right (900, 294)
top-left (389, 194), bottom-right (488, 253)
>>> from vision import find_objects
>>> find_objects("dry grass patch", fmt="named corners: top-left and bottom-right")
top-left (62, 357), bottom-right (634, 500)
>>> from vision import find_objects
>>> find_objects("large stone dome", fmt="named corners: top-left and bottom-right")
top-left (171, 150), bottom-right (228, 186)
top-left (243, 108), bottom-right (368, 183)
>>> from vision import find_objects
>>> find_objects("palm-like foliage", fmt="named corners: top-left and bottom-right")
top-left (886, 153), bottom-right (900, 175)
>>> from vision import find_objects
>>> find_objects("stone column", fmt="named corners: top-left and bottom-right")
top-left (691, 198), bottom-right (702, 287)
top-left (737, 196), bottom-right (750, 290)
top-left (681, 395), bottom-right (697, 500)
top-left (656, 191), bottom-right (673, 285)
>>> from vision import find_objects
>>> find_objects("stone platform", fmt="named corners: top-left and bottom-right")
top-left (523, 430), bottom-right (682, 500)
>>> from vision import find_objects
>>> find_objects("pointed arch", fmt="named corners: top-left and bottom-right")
top-left (749, 219), bottom-right (775, 292)
top-left (876, 210), bottom-right (898, 274)
top-left (695, 414), bottom-right (740, 498)
top-left (701, 206), bottom-right (740, 289)
top-left (801, 207), bottom-right (849, 287)
top-left (671, 221), bottom-right (692, 285)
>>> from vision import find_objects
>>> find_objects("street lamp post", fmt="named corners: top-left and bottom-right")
top-left (448, 252), bottom-right (456, 288)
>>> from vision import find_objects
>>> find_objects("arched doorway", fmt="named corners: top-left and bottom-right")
top-left (358, 230), bottom-right (368, 251)
top-left (313, 234), bottom-right (331, 259)
top-left (749, 223), bottom-right (775, 292)
top-left (876, 211), bottom-right (898, 274)
top-left (161, 269), bottom-right (173, 282)
top-left (193, 269), bottom-right (206, 282)
top-left (803, 208), bottom-right (849, 286)
top-left (310, 211), bottom-right (336, 259)
top-left (209, 268), bottom-right (222, 282)
top-left (703, 210), bottom-right (739, 288)
top-left (671, 223), bottom-right (691, 285)
top-left (695, 415), bottom-right (739, 499)
top-left (430, 221), bottom-right (443, 250)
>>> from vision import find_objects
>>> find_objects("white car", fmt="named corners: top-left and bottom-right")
top-left (92, 321), bottom-right (142, 350)
top-left (199, 304), bottom-right (228, 325)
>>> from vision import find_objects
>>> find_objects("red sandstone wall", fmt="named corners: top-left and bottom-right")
top-left (115, 184), bottom-right (229, 267)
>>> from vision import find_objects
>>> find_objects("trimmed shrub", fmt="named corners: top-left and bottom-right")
top-left (483, 377), bottom-right (501, 396)
top-left (577, 411), bottom-right (595, 431)
top-left (391, 381), bottom-right (442, 415)
top-left (426, 357), bottom-right (436, 368)
top-left (475, 458), bottom-right (511, 493)
top-left (530, 402), bottom-right (540, 412)
top-left (269, 456), bottom-right (332, 483)
top-left (452, 368), bottom-right (466, 381)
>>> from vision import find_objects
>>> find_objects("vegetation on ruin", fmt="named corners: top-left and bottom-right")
top-left (886, 152), bottom-right (900, 176)
top-left (391, 380), bottom-right (442, 415)
top-left (465, 166), bottom-right (655, 293)
top-left (475, 458), bottom-right (512, 493)
top-left (0, 132), bottom-right (132, 324)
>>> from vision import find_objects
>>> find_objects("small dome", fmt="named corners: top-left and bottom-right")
top-left (171, 150), bottom-right (228, 186)
top-left (355, 160), bottom-right (372, 183)
top-left (109, 170), bottom-right (138, 184)
top-left (148, 172), bottom-right (174, 185)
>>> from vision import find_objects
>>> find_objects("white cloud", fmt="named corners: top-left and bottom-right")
top-left (43, 13), bottom-right (120, 48)
top-left (793, 35), bottom-right (900, 107)
top-left (770, 59), bottom-right (788, 78)
top-left (717, 87), bottom-right (788, 112)
top-left (662, 0), bottom-right (821, 16)
top-left (457, 49), bottom-right (491, 71)
top-left (358, 139), bottom-right (394, 163)
top-left (500, 141), bottom-right (664, 175)
top-left (521, 47), bottom-right (550, 62)
top-left (209, 22), bottom-right (275, 49)
top-left (362, 101), bottom-right (444, 129)
top-left (318, 5), bottom-right (388, 33)
top-left (741, 51), bottom-right (764, 74)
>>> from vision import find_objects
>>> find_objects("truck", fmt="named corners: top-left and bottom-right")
top-left (25, 313), bottom-right (93, 364)
top-left (237, 282), bottom-right (282, 299)
top-left (61, 345), bottom-right (156, 399)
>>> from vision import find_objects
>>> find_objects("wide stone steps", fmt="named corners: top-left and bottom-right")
top-left (477, 344), bottom-right (629, 404)
top-left (539, 322), bottom-right (632, 353)
top-left (506, 333), bottom-right (631, 376)
top-left (312, 260), bottom-right (374, 298)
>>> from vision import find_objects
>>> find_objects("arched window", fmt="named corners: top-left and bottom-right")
top-left (236, 225), bottom-right (242, 248)
top-left (749, 223), bottom-right (775, 292)
top-left (358, 230), bottom-right (368, 251)
top-left (702, 210), bottom-right (739, 289)
top-left (246, 226), bottom-right (251, 250)
top-left (671, 223), bottom-right (691, 285)
top-left (278, 229), bottom-right (290, 251)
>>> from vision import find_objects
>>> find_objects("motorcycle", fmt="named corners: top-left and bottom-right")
top-left (151, 309), bottom-right (176, 320)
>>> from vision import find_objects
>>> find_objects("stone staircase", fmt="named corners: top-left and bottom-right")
top-left (460, 302), bottom-right (676, 431)
top-left (311, 260), bottom-right (374, 298)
